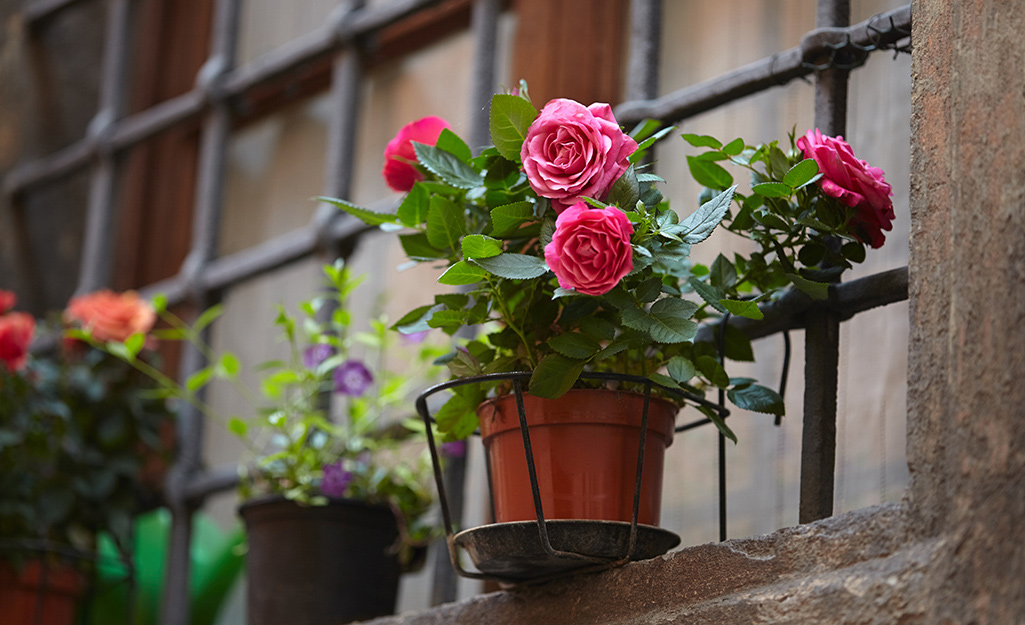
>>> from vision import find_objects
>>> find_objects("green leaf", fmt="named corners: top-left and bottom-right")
top-left (667, 355), bottom-right (696, 383)
top-left (606, 166), bottom-right (640, 209)
top-left (687, 277), bottom-right (728, 313)
top-left (636, 276), bottom-right (663, 303)
top-left (413, 143), bottom-right (482, 189)
top-left (710, 254), bottom-right (737, 289)
top-left (721, 138), bottom-right (745, 156)
top-left (490, 201), bottom-right (536, 237)
top-left (218, 353), bottom-right (241, 377)
top-left (392, 304), bottom-right (441, 333)
top-left (152, 294), bottom-right (168, 314)
top-left (426, 195), bottom-right (467, 250)
top-left (621, 298), bottom-right (699, 344)
top-left (439, 260), bottom-right (487, 286)
top-left (547, 333), bottom-right (601, 360)
top-left (677, 186), bottom-right (736, 244)
top-left (397, 183), bottom-right (429, 227)
top-left (529, 354), bottom-right (587, 399)
top-left (186, 367), bottom-right (214, 393)
top-left (696, 356), bottom-right (730, 388)
top-left (786, 272), bottom-right (830, 300)
top-left (400, 232), bottom-right (447, 260)
top-left (435, 128), bottom-right (472, 162)
top-left (686, 156), bottom-right (733, 190)
top-left (728, 383), bottom-right (785, 416)
top-left (629, 126), bottom-right (675, 163)
top-left (842, 241), bottom-right (866, 263)
top-left (719, 299), bottom-right (764, 320)
top-left (579, 316), bottom-right (617, 341)
top-left (461, 234), bottom-right (503, 259)
top-left (722, 324), bottom-right (756, 362)
top-left (490, 94), bottom-right (539, 162)
top-left (472, 253), bottom-right (549, 279)
top-left (681, 133), bottom-right (722, 149)
top-left (228, 418), bottom-right (247, 437)
top-left (193, 304), bottom-right (224, 333)
top-left (318, 196), bottom-right (398, 226)
top-left (124, 333), bottom-right (145, 357)
top-left (751, 182), bottom-right (793, 198)
top-left (783, 158), bottom-right (819, 189)
top-left (436, 389), bottom-right (484, 440)
top-left (647, 372), bottom-right (681, 390)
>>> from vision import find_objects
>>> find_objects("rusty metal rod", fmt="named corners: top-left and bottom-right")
top-left (615, 4), bottom-right (910, 124)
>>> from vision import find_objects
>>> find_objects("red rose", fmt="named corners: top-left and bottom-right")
top-left (521, 99), bottom-right (637, 213)
top-left (65, 290), bottom-right (156, 342)
top-left (382, 116), bottom-right (452, 192)
top-left (0, 290), bottom-right (15, 314)
top-left (543, 202), bottom-right (634, 296)
top-left (797, 129), bottom-right (895, 248)
top-left (0, 312), bottom-right (35, 372)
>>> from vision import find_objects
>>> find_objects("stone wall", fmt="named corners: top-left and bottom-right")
top-left (363, 1), bottom-right (1025, 622)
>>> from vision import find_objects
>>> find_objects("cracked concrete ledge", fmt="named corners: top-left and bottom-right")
top-left (362, 503), bottom-right (938, 625)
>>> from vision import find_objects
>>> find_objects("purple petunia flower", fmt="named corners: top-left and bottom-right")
top-left (303, 344), bottom-right (333, 369)
top-left (320, 461), bottom-right (352, 498)
top-left (333, 359), bottom-right (374, 397)
top-left (439, 440), bottom-right (467, 459)
top-left (400, 330), bottom-right (429, 345)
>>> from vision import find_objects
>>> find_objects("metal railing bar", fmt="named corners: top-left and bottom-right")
top-left (22, 0), bottom-right (85, 27)
top-left (614, 4), bottom-right (910, 125)
top-left (183, 463), bottom-right (240, 503)
top-left (139, 218), bottom-right (373, 307)
top-left (74, 0), bottom-right (133, 293)
top-left (798, 0), bottom-right (849, 526)
top-left (4, 0), bottom-right (446, 198)
top-left (221, 0), bottom-right (444, 97)
top-left (694, 265), bottom-right (908, 345)
top-left (162, 0), bottom-right (241, 622)
top-left (625, 0), bottom-right (661, 103)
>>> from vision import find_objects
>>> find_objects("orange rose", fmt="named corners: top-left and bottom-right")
top-left (0, 290), bottom-right (15, 314)
top-left (65, 290), bottom-right (156, 342)
top-left (0, 312), bottom-right (35, 372)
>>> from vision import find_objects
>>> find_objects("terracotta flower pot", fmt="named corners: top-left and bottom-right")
top-left (0, 560), bottom-right (84, 625)
top-left (239, 497), bottom-right (402, 625)
top-left (477, 389), bottom-right (678, 525)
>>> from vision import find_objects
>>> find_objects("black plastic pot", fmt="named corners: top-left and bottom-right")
top-left (239, 497), bottom-right (402, 625)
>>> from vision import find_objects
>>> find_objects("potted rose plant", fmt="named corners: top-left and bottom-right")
top-left (0, 290), bottom-right (172, 625)
top-left (324, 83), bottom-right (894, 559)
top-left (78, 262), bottom-right (443, 625)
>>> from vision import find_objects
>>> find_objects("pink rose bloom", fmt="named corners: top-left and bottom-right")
top-left (544, 202), bottom-right (634, 296)
top-left (65, 290), bottom-right (156, 342)
top-left (0, 312), bottom-right (35, 372)
top-left (0, 290), bottom-right (15, 314)
top-left (382, 116), bottom-right (452, 192)
top-left (521, 99), bottom-right (638, 213)
top-left (797, 129), bottom-right (895, 248)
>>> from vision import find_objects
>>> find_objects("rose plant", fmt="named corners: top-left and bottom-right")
top-left (0, 290), bottom-right (173, 563)
top-left (75, 262), bottom-right (444, 558)
top-left (324, 84), bottom-right (893, 441)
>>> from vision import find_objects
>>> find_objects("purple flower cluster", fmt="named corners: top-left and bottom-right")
top-left (320, 461), bottom-right (352, 498)
top-left (333, 360), bottom-right (373, 397)
top-left (303, 343), bottom-right (333, 369)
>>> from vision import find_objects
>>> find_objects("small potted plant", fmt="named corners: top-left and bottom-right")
top-left (0, 290), bottom-right (172, 625)
top-left (79, 262), bottom-right (443, 625)
top-left (325, 83), bottom-right (894, 555)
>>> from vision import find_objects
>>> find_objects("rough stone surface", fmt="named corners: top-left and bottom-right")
top-left (362, 1), bottom-right (1025, 623)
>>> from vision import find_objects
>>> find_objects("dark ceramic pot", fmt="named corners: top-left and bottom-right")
top-left (239, 497), bottom-right (402, 625)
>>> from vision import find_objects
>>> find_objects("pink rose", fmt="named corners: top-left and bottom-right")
top-left (382, 116), bottom-right (452, 192)
top-left (0, 290), bottom-right (15, 314)
top-left (544, 202), bottom-right (634, 296)
top-left (521, 99), bottom-right (638, 213)
top-left (797, 129), bottom-right (895, 248)
top-left (0, 312), bottom-right (35, 372)
top-left (65, 290), bottom-right (156, 343)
